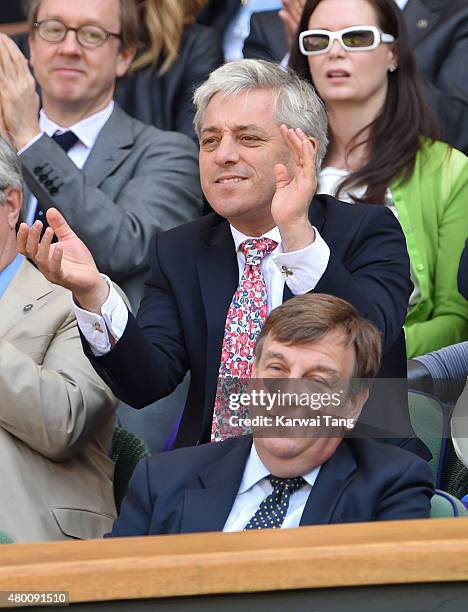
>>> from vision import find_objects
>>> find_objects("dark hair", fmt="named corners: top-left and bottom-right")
top-left (25, 0), bottom-right (140, 50)
top-left (254, 294), bottom-right (382, 382)
top-left (289, 0), bottom-right (440, 203)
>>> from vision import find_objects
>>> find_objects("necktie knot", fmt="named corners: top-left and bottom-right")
top-left (241, 238), bottom-right (278, 267)
top-left (52, 130), bottom-right (79, 153)
top-left (269, 475), bottom-right (306, 496)
top-left (243, 475), bottom-right (306, 530)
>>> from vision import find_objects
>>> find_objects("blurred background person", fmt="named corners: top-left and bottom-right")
top-left (246, 0), bottom-right (468, 154)
top-left (197, 0), bottom-right (284, 62)
top-left (116, 0), bottom-right (224, 141)
top-left (0, 1), bottom-right (27, 36)
top-left (289, 0), bottom-right (468, 359)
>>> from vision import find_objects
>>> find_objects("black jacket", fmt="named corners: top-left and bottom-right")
top-left (84, 196), bottom-right (428, 458)
top-left (110, 435), bottom-right (434, 537)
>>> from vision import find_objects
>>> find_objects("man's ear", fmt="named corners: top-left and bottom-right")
top-left (307, 136), bottom-right (318, 153)
top-left (116, 46), bottom-right (137, 78)
top-left (346, 388), bottom-right (369, 429)
top-left (4, 187), bottom-right (23, 230)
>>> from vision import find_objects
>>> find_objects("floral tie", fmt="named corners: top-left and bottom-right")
top-left (244, 476), bottom-right (307, 530)
top-left (211, 238), bottom-right (278, 442)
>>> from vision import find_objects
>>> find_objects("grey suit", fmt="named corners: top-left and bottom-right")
top-left (0, 260), bottom-right (117, 542)
top-left (19, 104), bottom-right (203, 310)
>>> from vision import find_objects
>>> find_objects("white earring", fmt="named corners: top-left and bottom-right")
top-left (388, 65), bottom-right (397, 72)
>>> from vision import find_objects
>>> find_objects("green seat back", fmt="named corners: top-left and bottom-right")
top-left (0, 530), bottom-right (12, 544)
top-left (431, 490), bottom-right (468, 517)
top-left (409, 391), bottom-right (446, 484)
top-left (111, 427), bottom-right (149, 513)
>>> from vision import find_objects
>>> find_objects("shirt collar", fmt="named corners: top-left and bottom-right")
top-left (238, 441), bottom-right (321, 494)
top-left (394, 0), bottom-right (409, 10)
top-left (230, 224), bottom-right (282, 254)
top-left (39, 100), bottom-right (114, 150)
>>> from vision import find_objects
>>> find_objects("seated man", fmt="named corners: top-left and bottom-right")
top-left (0, 0), bottom-right (202, 311)
top-left (110, 294), bottom-right (434, 537)
top-left (0, 137), bottom-right (117, 543)
top-left (18, 59), bottom-right (425, 457)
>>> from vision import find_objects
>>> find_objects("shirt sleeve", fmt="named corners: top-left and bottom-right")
top-left (272, 227), bottom-right (330, 294)
top-left (73, 275), bottom-right (129, 356)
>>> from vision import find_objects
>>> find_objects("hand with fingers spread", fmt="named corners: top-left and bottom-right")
top-left (272, 124), bottom-right (318, 252)
top-left (279, 0), bottom-right (306, 49)
top-left (17, 208), bottom-right (110, 313)
top-left (0, 33), bottom-right (40, 150)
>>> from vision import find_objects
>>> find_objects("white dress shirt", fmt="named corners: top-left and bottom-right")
top-left (20, 101), bottom-right (114, 224)
top-left (74, 223), bottom-right (331, 354)
top-left (394, 0), bottom-right (409, 10)
top-left (223, 442), bottom-right (321, 531)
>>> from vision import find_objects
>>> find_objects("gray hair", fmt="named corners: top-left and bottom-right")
top-left (193, 59), bottom-right (328, 173)
top-left (0, 137), bottom-right (23, 205)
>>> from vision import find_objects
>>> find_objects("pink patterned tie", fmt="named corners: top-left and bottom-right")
top-left (211, 238), bottom-right (278, 442)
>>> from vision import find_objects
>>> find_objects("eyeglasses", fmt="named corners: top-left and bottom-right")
top-left (299, 26), bottom-right (395, 56)
top-left (33, 19), bottom-right (121, 48)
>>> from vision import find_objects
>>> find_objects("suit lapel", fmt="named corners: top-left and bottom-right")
top-left (404, 0), bottom-right (442, 47)
top-left (300, 441), bottom-right (357, 526)
top-left (180, 437), bottom-right (252, 533)
top-left (82, 105), bottom-right (135, 187)
top-left (0, 260), bottom-right (55, 337)
top-left (197, 218), bottom-right (238, 426)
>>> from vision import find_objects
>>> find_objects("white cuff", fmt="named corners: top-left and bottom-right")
top-left (272, 228), bottom-right (330, 294)
top-left (73, 275), bottom-right (129, 356)
top-left (18, 132), bottom-right (44, 155)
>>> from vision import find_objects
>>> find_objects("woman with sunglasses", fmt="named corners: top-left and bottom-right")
top-left (289, 0), bottom-right (468, 359)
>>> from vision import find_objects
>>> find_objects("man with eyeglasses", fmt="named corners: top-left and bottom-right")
top-left (244, 0), bottom-right (468, 154)
top-left (0, 0), bottom-right (203, 312)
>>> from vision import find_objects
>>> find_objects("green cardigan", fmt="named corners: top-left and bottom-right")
top-left (391, 141), bottom-right (468, 358)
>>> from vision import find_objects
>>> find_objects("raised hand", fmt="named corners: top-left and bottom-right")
top-left (0, 33), bottom-right (40, 151)
top-left (17, 208), bottom-right (110, 313)
top-left (271, 125), bottom-right (317, 252)
top-left (279, 0), bottom-right (306, 49)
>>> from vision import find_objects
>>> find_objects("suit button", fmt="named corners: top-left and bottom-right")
top-left (50, 187), bottom-right (59, 196)
top-left (45, 180), bottom-right (54, 188)
top-left (34, 165), bottom-right (46, 175)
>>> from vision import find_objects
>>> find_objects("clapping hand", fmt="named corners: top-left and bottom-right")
top-left (271, 125), bottom-right (317, 252)
top-left (17, 208), bottom-right (110, 313)
top-left (279, 0), bottom-right (306, 49)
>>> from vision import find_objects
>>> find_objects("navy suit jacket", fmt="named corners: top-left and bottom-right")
top-left (109, 435), bottom-right (434, 537)
top-left (86, 194), bottom-right (429, 456)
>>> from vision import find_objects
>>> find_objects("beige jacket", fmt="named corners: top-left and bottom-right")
top-left (0, 260), bottom-right (117, 542)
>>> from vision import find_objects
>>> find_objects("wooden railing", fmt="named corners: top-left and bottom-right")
top-left (0, 518), bottom-right (467, 606)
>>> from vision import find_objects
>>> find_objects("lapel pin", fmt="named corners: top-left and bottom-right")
top-left (23, 304), bottom-right (34, 312)
top-left (281, 265), bottom-right (294, 277)
top-left (416, 19), bottom-right (428, 29)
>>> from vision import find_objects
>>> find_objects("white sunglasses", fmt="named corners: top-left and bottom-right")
top-left (299, 26), bottom-right (395, 55)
